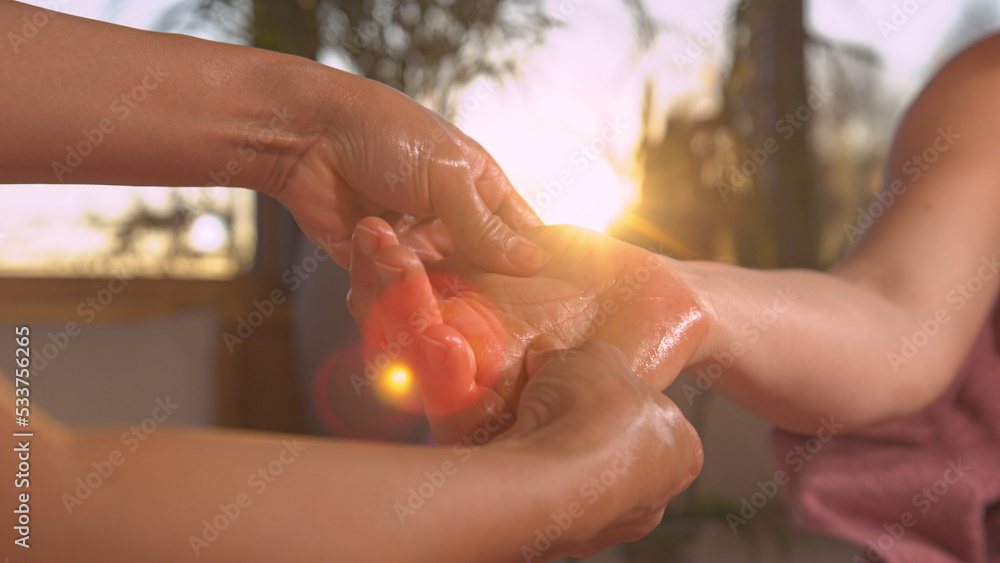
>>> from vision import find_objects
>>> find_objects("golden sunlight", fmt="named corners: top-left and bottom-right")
top-left (374, 363), bottom-right (418, 410)
top-left (460, 114), bottom-right (641, 234)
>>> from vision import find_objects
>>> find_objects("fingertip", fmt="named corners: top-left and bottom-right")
top-left (372, 244), bottom-right (423, 284)
top-left (467, 230), bottom-right (550, 277)
top-left (353, 217), bottom-right (397, 252)
top-left (421, 330), bottom-right (451, 371)
top-left (528, 333), bottom-right (564, 353)
top-left (353, 223), bottom-right (380, 257)
top-left (419, 325), bottom-right (479, 416)
top-left (356, 215), bottom-right (395, 236)
top-left (374, 259), bottom-right (404, 286)
top-left (350, 217), bottom-right (396, 271)
top-left (432, 170), bottom-right (548, 275)
top-left (421, 325), bottom-right (476, 380)
top-left (350, 217), bottom-right (397, 341)
top-left (369, 243), bottom-right (439, 367)
top-left (507, 236), bottom-right (551, 273)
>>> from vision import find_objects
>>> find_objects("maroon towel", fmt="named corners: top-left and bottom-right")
top-left (772, 298), bottom-right (1000, 563)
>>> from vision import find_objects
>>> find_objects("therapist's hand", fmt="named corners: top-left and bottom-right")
top-left (499, 337), bottom-right (704, 557)
top-left (274, 71), bottom-right (548, 276)
top-left (348, 216), bottom-right (707, 443)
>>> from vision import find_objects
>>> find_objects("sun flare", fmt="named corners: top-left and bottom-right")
top-left (374, 364), bottom-right (417, 409)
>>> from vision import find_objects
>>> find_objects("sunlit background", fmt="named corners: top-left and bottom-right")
top-left (0, 185), bottom-right (255, 277)
top-left (3, 0), bottom-right (999, 560)
top-left (5, 0), bottom-right (993, 278)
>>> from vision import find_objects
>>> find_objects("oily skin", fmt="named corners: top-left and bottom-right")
top-left (0, 2), bottom-right (706, 558)
top-left (350, 217), bottom-right (707, 442)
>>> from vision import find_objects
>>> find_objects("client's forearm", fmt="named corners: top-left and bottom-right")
top-left (675, 260), bottom-right (970, 434)
top-left (665, 35), bottom-right (1000, 435)
top-left (28, 426), bottom-right (570, 562)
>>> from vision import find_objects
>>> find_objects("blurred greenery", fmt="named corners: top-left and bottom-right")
top-left (155, 0), bottom-right (558, 119)
top-left (107, 0), bottom-right (1000, 273)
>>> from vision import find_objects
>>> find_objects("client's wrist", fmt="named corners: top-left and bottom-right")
top-left (667, 257), bottom-right (724, 369)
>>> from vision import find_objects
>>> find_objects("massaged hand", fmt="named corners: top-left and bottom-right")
top-left (500, 337), bottom-right (704, 557)
top-left (348, 216), bottom-right (707, 442)
top-left (274, 71), bottom-right (548, 276)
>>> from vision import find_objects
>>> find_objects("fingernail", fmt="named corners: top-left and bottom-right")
top-left (375, 258), bottom-right (404, 285)
top-left (422, 332), bottom-right (450, 369)
top-left (509, 238), bottom-right (550, 272)
top-left (354, 224), bottom-right (380, 257)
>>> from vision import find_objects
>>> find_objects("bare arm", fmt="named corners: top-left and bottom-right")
top-left (0, 0), bottom-right (309, 191)
top-left (1, 338), bottom-right (702, 562)
top-left (675, 34), bottom-right (1000, 433)
top-left (0, 0), bottom-right (547, 273)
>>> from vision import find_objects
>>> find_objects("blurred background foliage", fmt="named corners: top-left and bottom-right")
top-left (12, 0), bottom-right (995, 277)
top-left (146, 0), bottom-right (997, 274)
top-left (157, 0), bottom-right (561, 116)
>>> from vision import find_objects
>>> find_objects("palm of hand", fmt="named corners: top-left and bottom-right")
top-left (440, 225), bottom-right (701, 385)
top-left (353, 222), bottom-right (706, 441)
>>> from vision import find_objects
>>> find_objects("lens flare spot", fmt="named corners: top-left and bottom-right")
top-left (375, 363), bottom-right (418, 410)
top-left (390, 366), bottom-right (409, 387)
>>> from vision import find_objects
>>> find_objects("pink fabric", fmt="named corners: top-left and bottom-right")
top-left (771, 299), bottom-right (1000, 563)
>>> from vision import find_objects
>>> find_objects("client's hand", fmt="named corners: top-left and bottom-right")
top-left (501, 337), bottom-right (704, 557)
top-left (349, 216), bottom-right (707, 442)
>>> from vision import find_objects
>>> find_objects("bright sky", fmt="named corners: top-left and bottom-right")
top-left (808, 0), bottom-right (967, 81)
